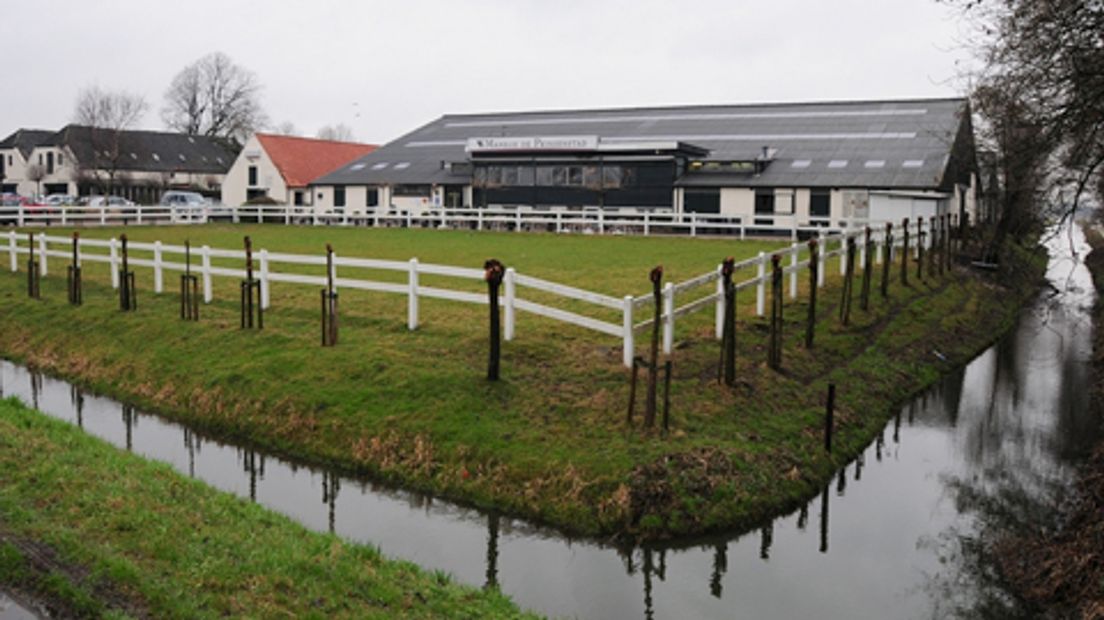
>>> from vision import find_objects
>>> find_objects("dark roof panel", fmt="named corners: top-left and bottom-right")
top-left (0, 129), bottom-right (55, 158)
top-left (316, 97), bottom-right (969, 190)
top-left (44, 125), bottom-right (237, 174)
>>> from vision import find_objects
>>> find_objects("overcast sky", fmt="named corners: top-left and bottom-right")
top-left (0, 0), bottom-right (973, 145)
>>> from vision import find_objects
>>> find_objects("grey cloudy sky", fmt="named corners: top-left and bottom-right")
top-left (0, 0), bottom-right (971, 145)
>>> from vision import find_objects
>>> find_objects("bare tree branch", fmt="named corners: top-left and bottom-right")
top-left (161, 52), bottom-right (268, 146)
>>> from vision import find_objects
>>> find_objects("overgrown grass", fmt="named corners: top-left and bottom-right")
top-left (0, 224), bottom-right (1044, 540)
top-left (0, 397), bottom-right (535, 619)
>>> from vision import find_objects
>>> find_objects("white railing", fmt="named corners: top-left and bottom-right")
top-left (5, 222), bottom-right (937, 368)
top-left (2, 203), bottom-right (901, 240)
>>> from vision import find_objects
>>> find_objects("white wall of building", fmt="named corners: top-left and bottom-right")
top-left (222, 135), bottom-right (289, 206)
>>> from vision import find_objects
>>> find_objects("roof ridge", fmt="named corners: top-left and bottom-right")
top-left (255, 133), bottom-right (376, 148)
top-left (440, 96), bottom-right (968, 121)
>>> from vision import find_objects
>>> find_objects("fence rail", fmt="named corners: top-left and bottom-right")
top-left (4, 219), bottom-right (940, 367)
top-left (1, 203), bottom-right (911, 240)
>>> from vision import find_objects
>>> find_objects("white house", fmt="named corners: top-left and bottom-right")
top-left (221, 133), bottom-right (376, 207)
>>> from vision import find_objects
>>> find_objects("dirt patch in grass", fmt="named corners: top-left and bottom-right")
top-left (0, 524), bottom-right (151, 619)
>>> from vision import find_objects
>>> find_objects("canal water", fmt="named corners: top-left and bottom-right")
top-left (1, 226), bottom-right (1097, 619)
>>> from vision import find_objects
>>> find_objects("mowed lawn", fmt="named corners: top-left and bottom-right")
top-left (0, 223), bottom-right (1026, 538)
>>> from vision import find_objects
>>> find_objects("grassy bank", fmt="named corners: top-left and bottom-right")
top-left (0, 224), bottom-right (1044, 540)
top-left (0, 396), bottom-right (533, 619)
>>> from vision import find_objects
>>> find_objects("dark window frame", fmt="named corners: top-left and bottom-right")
top-left (333, 186), bottom-right (346, 208)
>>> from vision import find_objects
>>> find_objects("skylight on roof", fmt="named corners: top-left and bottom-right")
top-left (130, 153), bottom-right (137, 160)
top-left (394, 162), bottom-right (411, 170)
top-left (864, 160), bottom-right (885, 168)
top-left (179, 154), bottom-right (187, 162)
top-left (371, 162), bottom-right (389, 170)
top-left (828, 160), bottom-right (848, 168)
top-left (902, 159), bottom-right (924, 168)
top-left (152, 153), bottom-right (160, 161)
top-left (349, 163), bottom-right (367, 171)
top-left (791, 160), bottom-right (811, 168)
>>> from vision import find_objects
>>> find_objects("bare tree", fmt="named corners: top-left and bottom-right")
top-left (25, 163), bottom-right (45, 198)
top-left (274, 121), bottom-right (299, 136)
top-left (949, 0), bottom-right (1104, 244)
top-left (162, 52), bottom-right (268, 146)
top-left (73, 85), bottom-right (148, 198)
top-left (316, 123), bottom-right (356, 142)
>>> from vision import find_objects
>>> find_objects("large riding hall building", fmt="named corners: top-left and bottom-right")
top-left (311, 97), bottom-right (982, 227)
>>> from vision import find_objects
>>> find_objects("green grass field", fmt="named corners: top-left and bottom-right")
top-left (0, 397), bottom-right (534, 619)
top-left (0, 223), bottom-right (1042, 539)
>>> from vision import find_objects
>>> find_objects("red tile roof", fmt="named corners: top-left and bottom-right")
top-left (255, 133), bottom-right (377, 188)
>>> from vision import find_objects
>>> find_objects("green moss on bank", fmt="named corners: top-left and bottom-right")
top-left (0, 397), bottom-right (534, 619)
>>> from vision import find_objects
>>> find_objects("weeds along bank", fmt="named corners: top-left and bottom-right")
top-left (0, 397), bottom-right (533, 619)
top-left (0, 225), bottom-right (1044, 540)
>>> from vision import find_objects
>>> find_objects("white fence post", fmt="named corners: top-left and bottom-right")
top-left (662, 282), bottom-right (674, 355)
top-left (644, 212), bottom-right (651, 236)
top-left (875, 235), bottom-right (883, 265)
top-left (690, 213), bottom-right (697, 237)
top-left (38, 234), bottom-right (47, 276)
top-left (555, 212), bottom-right (563, 234)
top-left (153, 241), bottom-right (163, 293)
top-left (714, 264), bottom-right (724, 339)
top-left (858, 234), bottom-right (866, 272)
top-left (8, 231), bottom-right (16, 272)
top-left (598, 210), bottom-right (605, 235)
top-left (137, 207), bottom-right (144, 226)
top-left (407, 258), bottom-right (419, 330)
top-left (110, 238), bottom-right (119, 289)
top-left (839, 234), bottom-right (847, 274)
top-left (99, 207), bottom-right (106, 226)
top-left (818, 230), bottom-right (827, 288)
top-left (201, 245), bottom-right (212, 303)
top-left (790, 243), bottom-right (799, 299)
top-left (622, 296), bottom-right (634, 368)
top-left (61, 208), bottom-right (68, 227)
top-left (16, 205), bottom-right (24, 227)
top-left (504, 267), bottom-right (516, 341)
top-left (232, 205), bottom-right (240, 224)
top-left (260, 249), bottom-right (270, 309)
top-left (477, 210), bottom-right (484, 231)
top-left (756, 251), bottom-right (766, 316)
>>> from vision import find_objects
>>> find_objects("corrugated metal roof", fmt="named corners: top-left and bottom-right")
top-left (315, 97), bottom-right (968, 189)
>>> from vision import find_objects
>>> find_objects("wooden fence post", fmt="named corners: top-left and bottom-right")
top-left (916, 216), bottom-right (925, 282)
top-left (806, 238), bottom-right (818, 349)
top-left (839, 237), bottom-right (855, 326)
top-left (718, 257), bottom-right (736, 386)
top-left (485, 259), bottom-right (504, 381)
top-left (646, 266), bottom-right (663, 428)
top-left (768, 255), bottom-right (783, 370)
top-left (860, 226), bottom-right (872, 311)
top-left (881, 223), bottom-right (892, 299)
top-left (900, 218), bottom-right (909, 286)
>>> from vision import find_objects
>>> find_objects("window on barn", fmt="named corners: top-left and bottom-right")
top-left (754, 188), bottom-right (775, 226)
top-left (248, 166), bottom-right (258, 186)
top-left (683, 188), bottom-right (720, 214)
top-left (810, 190), bottom-right (830, 224)
top-left (334, 187), bottom-right (346, 208)
top-left (366, 188), bottom-right (379, 207)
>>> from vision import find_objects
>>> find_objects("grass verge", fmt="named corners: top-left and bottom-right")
top-left (0, 396), bottom-right (534, 619)
top-left (0, 224), bottom-right (1044, 540)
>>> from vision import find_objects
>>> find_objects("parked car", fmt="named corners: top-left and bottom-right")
top-left (85, 195), bottom-right (136, 207)
top-left (44, 194), bottom-right (77, 207)
top-left (160, 191), bottom-right (207, 208)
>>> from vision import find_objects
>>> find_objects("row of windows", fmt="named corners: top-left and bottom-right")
top-left (473, 163), bottom-right (674, 190)
top-left (683, 188), bottom-right (832, 216)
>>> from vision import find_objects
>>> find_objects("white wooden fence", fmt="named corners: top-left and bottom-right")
top-left (5, 223), bottom-right (936, 368)
top-left (1, 203), bottom-right (900, 240)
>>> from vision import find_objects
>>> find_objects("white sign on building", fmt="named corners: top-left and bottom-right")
top-left (466, 135), bottom-right (599, 153)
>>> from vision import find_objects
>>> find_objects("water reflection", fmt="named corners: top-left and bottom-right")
top-left (0, 226), bottom-right (1098, 619)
